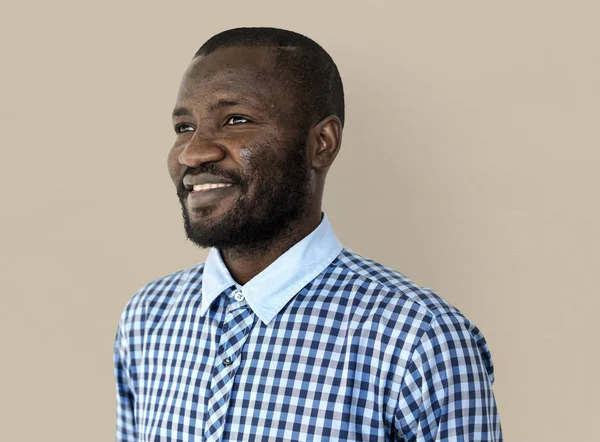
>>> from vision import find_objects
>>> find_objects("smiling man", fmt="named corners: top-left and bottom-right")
top-left (114, 27), bottom-right (502, 442)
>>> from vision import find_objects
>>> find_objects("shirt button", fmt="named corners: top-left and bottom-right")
top-left (233, 290), bottom-right (244, 302)
top-left (223, 357), bottom-right (233, 366)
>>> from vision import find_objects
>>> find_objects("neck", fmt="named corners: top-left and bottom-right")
top-left (220, 211), bottom-right (322, 285)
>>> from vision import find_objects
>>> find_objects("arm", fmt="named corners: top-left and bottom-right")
top-left (114, 321), bottom-right (137, 441)
top-left (394, 314), bottom-right (502, 441)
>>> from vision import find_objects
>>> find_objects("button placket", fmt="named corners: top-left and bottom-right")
top-left (204, 289), bottom-right (257, 442)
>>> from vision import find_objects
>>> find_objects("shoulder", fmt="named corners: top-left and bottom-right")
top-left (117, 262), bottom-right (205, 333)
top-left (331, 248), bottom-right (495, 380)
top-left (334, 248), bottom-right (461, 318)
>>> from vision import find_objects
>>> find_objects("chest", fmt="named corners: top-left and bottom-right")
top-left (132, 301), bottom-right (404, 441)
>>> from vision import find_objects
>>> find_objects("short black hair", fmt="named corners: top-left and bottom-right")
top-left (194, 27), bottom-right (345, 128)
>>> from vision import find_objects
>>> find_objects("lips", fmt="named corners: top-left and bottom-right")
top-left (186, 182), bottom-right (238, 210)
top-left (182, 173), bottom-right (236, 191)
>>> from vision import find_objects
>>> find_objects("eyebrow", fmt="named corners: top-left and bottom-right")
top-left (172, 98), bottom-right (263, 119)
top-left (208, 98), bottom-right (260, 112)
top-left (172, 107), bottom-right (193, 118)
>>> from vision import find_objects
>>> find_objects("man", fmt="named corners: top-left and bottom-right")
top-left (114, 27), bottom-right (502, 441)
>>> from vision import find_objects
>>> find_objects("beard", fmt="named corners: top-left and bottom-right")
top-left (176, 134), bottom-right (312, 253)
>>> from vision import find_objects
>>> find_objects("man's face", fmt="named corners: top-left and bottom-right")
top-left (167, 46), bottom-right (312, 250)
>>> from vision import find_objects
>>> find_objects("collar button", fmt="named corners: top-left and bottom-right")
top-left (233, 290), bottom-right (244, 302)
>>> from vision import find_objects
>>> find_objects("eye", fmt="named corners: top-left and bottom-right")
top-left (226, 115), bottom-right (249, 125)
top-left (175, 124), bottom-right (194, 134)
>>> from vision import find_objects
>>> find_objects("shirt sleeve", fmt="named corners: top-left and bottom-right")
top-left (394, 314), bottom-right (502, 441)
top-left (114, 319), bottom-right (138, 442)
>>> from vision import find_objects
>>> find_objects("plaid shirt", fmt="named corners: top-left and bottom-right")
top-left (114, 214), bottom-right (502, 441)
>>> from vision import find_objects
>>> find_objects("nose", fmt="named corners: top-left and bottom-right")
top-left (178, 133), bottom-right (225, 168)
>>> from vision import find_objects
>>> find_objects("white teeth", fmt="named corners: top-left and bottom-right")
top-left (192, 183), bottom-right (233, 191)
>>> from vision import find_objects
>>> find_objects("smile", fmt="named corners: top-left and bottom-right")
top-left (187, 183), bottom-right (237, 209)
top-left (192, 183), bottom-right (234, 192)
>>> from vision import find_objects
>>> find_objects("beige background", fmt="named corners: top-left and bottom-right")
top-left (1, 1), bottom-right (598, 440)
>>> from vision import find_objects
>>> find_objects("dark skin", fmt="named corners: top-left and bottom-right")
top-left (167, 46), bottom-right (342, 285)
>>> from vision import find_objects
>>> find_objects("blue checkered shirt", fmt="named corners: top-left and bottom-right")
top-left (114, 214), bottom-right (502, 441)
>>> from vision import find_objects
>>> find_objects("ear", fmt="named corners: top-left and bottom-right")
top-left (307, 115), bottom-right (343, 172)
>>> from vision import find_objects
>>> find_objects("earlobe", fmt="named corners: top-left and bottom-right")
top-left (311, 115), bottom-right (343, 171)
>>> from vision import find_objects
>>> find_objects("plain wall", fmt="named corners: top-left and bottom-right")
top-left (1, 1), bottom-right (598, 441)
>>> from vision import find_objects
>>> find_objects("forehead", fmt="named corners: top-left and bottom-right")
top-left (176, 46), bottom-right (288, 112)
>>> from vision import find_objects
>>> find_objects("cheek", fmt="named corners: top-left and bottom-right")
top-left (238, 134), bottom-right (283, 173)
top-left (238, 145), bottom-right (259, 171)
top-left (166, 147), bottom-right (182, 183)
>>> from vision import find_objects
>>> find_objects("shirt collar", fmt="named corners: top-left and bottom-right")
top-left (200, 213), bottom-right (343, 325)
